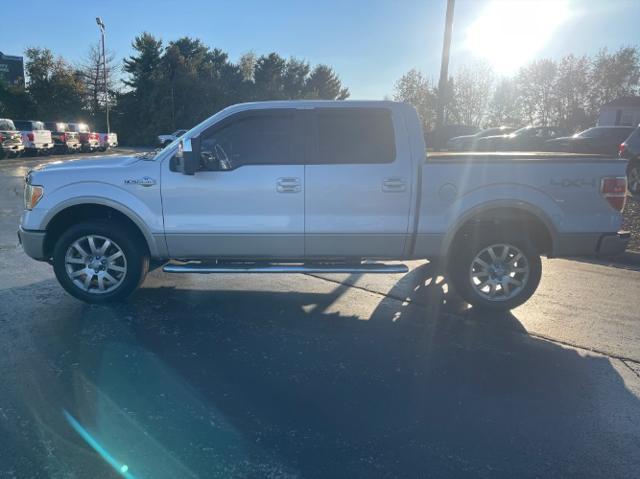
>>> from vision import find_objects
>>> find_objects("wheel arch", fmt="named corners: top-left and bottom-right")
top-left (43, 200), bottom-right (160, 259)
top-left (444, 201), bottom-right (558, 264)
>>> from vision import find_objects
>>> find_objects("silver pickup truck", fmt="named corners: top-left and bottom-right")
top-left (18, 101), bottom-right (630, 310)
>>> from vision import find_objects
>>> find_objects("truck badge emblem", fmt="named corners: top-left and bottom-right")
top-left (124, 176), bottom-right (156, 187)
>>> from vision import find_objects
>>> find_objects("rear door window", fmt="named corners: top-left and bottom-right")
top-left (626, 127), bottom-right (640, 148)
top-left (612, 128), bottom-right (635, 142)
top-left (311, 108), bottom-right (396, 164)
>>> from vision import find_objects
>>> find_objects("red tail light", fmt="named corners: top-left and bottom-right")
top-left (600, 177), bottom-right (627, 212)
top-left (59, 133), bottom-right (66, 142)
top-left (0, 134), bottom-right (4, 143)
top-left (618, 143), bottom-right (626, 157)
top-left (27, 132), bottom-right (34, 141)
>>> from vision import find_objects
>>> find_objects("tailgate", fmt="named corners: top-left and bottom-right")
top-left (35, 130), bottom-right (52, 145)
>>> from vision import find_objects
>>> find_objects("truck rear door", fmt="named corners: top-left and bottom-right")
top-left (304, 107), bottom-right (413, 258)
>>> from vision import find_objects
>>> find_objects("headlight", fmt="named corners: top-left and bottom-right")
top-left (24, 184), bottom-right (44, 210)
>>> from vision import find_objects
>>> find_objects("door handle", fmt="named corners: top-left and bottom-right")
top-left (382, 177), bottom-right (407, 192)
top-left (277, 177), bottom-right (301, 193)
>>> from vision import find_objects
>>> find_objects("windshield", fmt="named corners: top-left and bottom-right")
top-left (44, 122), bottom-right (68, 132)
top-left (69, 123), bottom-right (90, 133)
top-left (13, 120), bottom-right (33, 131)
top-left (574, 128), bottom-right (601, 138)
top-left (0, 119), bottom-right (16, 130)
top-left (510, 126), bottom-right (534, 136)
top-left (574, 127), bottom-right (632, 139)
top-left (477, 127), bottom-right (513, 137)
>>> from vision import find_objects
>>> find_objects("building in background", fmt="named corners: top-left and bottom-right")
top-left (598, 97), bottom-right (640, 127)
top-left (0, 52), bottom-right (25, 87)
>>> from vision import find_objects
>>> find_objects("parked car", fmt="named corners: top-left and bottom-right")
top-left (158, 129), bottom-right (188, 148)
top-left (98, 132), bottom-right (119, 151)
top-left (619, 124), bottom-right (640, 196)
top-left (44, 122), bottom-right (81, 154)
top-left (546, 126), bottom-right (636, 156)
top-left (68, 123), bottom-right (99, 152)
top-left (446, 126), bottom-right (515, 151)
top-left (13, 120), bottom-right (54, 156)
top-left (477, 126), bottom-right (569, 151)
top-left (19, 101), bottom-right (629, 311)
top-left (0, 118), bottom-right (24, 159)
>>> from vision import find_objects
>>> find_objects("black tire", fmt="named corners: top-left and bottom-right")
top-left (52, 220), bottom-right (149, 303)
top-left (448, 232), bottom-right (542, 311)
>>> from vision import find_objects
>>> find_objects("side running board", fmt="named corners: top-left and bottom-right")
top-left (163, 262), bottom-right (409, 274)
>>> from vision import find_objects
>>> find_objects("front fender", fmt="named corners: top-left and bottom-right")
top-left (24, 182), bottom-right (165, 257)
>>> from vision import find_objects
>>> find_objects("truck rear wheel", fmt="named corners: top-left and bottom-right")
top-left (52, 220), bottom-right (149, 303)
top-left (448, 232), bottom-right (542, 311)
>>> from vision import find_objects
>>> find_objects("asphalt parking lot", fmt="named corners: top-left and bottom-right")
top-left (1, 150), bottom-right (640, 478)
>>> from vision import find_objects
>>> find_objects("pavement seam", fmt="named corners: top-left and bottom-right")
top-left (621, 359), bottom-right (640, 380)
top-left (305, 272), bottom-right (640, 364)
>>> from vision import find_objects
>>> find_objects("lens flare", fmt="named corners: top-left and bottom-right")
top-left (465, 1), bottom-right (571, 74)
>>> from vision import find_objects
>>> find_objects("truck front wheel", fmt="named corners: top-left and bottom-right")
top-left (448, 233), bottom-right (542, 311)
top-left (52, 221), bottom-right (149, 303)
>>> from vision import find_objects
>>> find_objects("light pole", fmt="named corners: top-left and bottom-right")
top-left (436, 0), bottom-right (455, 149)
top-left (96, 17), bottom-right (110, 134)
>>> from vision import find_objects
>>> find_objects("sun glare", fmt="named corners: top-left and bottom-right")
top-left (465, 0), bottom-right (570, 75)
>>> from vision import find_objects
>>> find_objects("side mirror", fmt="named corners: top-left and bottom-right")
top-left (182, 136), bottom-right (201, 175)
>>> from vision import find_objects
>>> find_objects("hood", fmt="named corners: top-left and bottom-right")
top-left (547, 136), bottom-right (575, 142)
top-left (33, 155), bottom-right (140, 173)
top-left (480, 134), bottom-right (510, 141)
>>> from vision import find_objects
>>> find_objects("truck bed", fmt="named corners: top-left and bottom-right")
top-left (413, 151), bottom-right (629, 259)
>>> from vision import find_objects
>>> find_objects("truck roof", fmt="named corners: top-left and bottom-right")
top-left (220, 100), bottom-right (402, 115)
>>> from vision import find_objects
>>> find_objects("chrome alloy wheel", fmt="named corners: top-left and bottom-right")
top-left (64, 235), bottom-right (127, 294)
top-left (469, 243), bottom-right (530, 301)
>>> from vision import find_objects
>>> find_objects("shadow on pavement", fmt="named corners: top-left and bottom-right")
top-left (1, 264), bottom-right (639, 478)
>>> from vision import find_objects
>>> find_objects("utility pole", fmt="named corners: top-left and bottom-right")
top-left (436, 0), bottom-right (455, 148)
top-left (96, 17), bottom-right (110, 134)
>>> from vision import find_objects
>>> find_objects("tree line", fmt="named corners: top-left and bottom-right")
top-left (394, 46), bottom-right (640, 135)
top-left (0, 33), bottom-right (350, 144)
top-left (2, 38), bottom-right (638, 145)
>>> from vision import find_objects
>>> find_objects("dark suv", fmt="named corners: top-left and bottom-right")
top-left (619, 125), bottom-right (640, 196)
top-left (44, 122), bottom-right (81, 154)
top-left (547, 126), bottom-right (636, 155)
top-left (0, 118), bottom-right (24, 159)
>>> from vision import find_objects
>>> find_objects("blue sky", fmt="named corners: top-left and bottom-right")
top-left (1, 0), bottom-right (639, 98)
